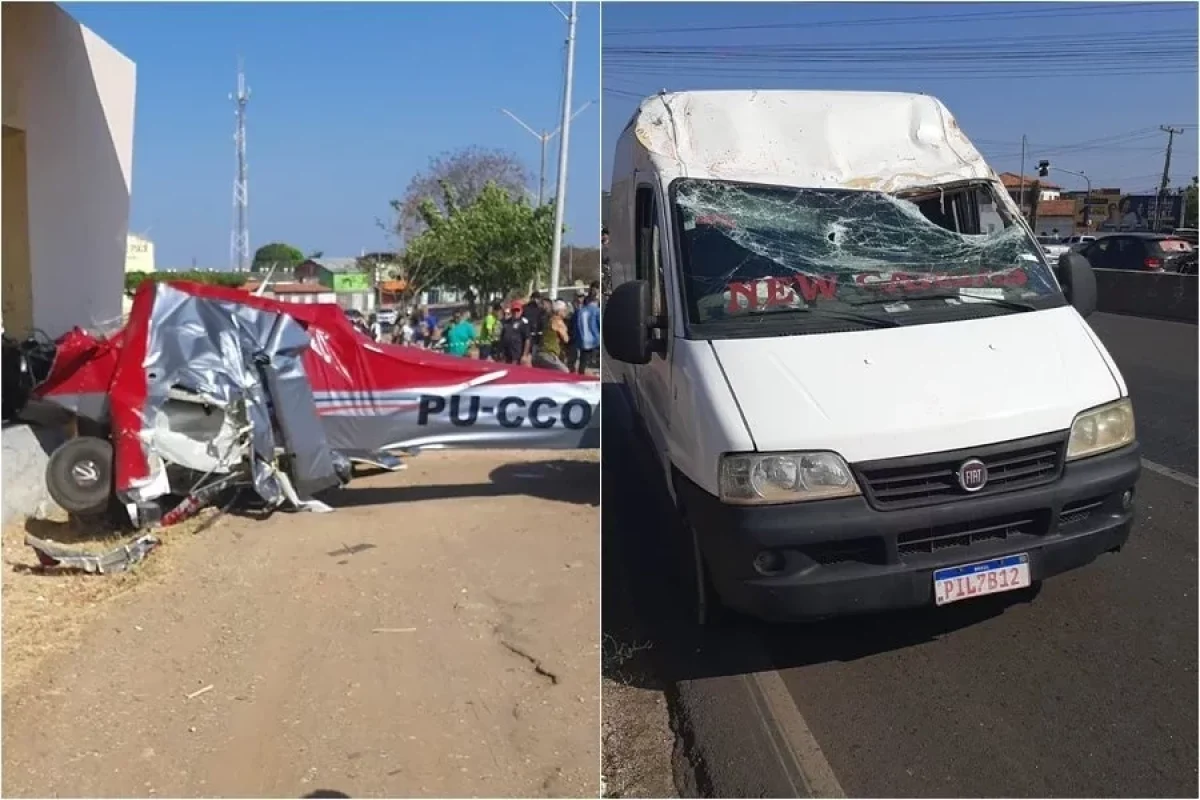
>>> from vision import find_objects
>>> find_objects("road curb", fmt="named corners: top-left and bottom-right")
top-left (748, 670), bottom-right (845, 798)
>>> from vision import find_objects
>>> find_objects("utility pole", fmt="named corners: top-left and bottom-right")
top-left (229, 59), bottom-right (251, 272)
top-left (500, 101), bottom-right (593, 206)
top-left (1154, 125), bottom-right (1184, 231)
top-left (548, 0), bottom-right (578, 298)
top-left (1018, 134), bottom-right (1027, 214)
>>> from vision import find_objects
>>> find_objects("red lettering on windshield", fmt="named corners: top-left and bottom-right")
top-left (765, 278), bottom-right (794, 307)
top-left (793, 274), bottom-right (838, 301)
top-left (723, 269), bottom-right (1031, 313)
top-left (727, 281), bottom-right (758, 313)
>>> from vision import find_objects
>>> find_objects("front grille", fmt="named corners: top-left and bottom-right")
top-left (855, 433), bottom-right (1067, 511)
top-left (799, 538), bottom-right (885, 566)
top-left (897, 511), bottom-right (1046, 557)
top-left (1059, 497), bottom-right (1105, 526)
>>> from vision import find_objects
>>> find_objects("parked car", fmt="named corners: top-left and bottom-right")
top-left (1063, 234), bottom-right (1097, 249)
top-left (1036, 235), bottom-right (1071, 262)
top-left (1077, 233), bottom-right (1192, 272)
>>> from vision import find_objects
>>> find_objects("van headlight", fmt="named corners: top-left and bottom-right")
top-left (719, 451), bottom-right (861, 505)
top-left (1066, 398), bottom-right (1135, 462)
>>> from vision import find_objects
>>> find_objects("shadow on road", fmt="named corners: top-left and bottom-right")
top-left (601, 382), bottom-right (1039, 692)
top-left (326, 457), bottom-right (599, 509)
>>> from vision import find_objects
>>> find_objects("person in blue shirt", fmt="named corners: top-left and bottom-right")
top-left (574, 291), bottom-right (601, 374)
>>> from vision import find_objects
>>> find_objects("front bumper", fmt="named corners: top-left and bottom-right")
top-left (679, 442), bottom-right (1142, 621)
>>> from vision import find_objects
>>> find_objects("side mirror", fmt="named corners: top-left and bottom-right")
top-left (603, 280), bottom-right (654, 365)
top-left (1057, 251), bottom-right (1098, 318)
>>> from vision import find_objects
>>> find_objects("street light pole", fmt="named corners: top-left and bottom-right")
top-left (548, 0), bottom-right (578, 298)
top-left (500, 101), bottom-right (593, 207)
top-left (1050, 166), bottom-right (1092, 232)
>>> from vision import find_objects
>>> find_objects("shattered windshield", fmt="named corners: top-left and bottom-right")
top-left (671, 179), bottom-right (1063, 327)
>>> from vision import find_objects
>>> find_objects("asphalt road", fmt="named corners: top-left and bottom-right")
top-left (602, 311), bottom-right (1198, 799)
top-left (1084, 312), bottom-right (1197, 476)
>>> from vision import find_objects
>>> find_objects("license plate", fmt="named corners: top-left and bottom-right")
top-left (933, 553), bottom-right (1031, 606)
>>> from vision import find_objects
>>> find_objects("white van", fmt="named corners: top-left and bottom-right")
top-left (603, 90), bottom-right (1140, 623)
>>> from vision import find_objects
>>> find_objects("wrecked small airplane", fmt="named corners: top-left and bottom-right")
top-left (19, 280), bottom-right (599, 530)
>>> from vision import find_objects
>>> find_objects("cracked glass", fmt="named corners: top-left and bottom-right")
top-left (671, 179), bottom-right (1062, 326)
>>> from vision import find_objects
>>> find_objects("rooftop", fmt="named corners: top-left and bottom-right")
top-left (243, 280), bottom-right (330, 294)
top-left (1033, 198), bottom-right (1078, 217)
top-left (306, 257), bottom-right (362, 273)
top-left (628, 90), bottom-right (992, 193)
top-left (998, 172), bottom-right (1062, 190)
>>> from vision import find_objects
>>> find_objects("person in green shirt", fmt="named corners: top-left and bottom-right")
top-left (479, 303), bottom-right (502, 361)
top-left (445, 310), bottom-right (477, 357)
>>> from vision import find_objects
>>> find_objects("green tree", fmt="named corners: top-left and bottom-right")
top-left (411, 181), bottom-right (554, 315)
top-left (391, 147), bottom-right (533, 242)
top-left (125, 271), bottom-right (249, 295)
top-left (251, 242), bottom-right (305, 271)
top-left (1184, 177), bottom-right (1198, 229)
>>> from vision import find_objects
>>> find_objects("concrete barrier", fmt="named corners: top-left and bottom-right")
top-left (1, 423), bottom-right (66, 525)
top-left (1093, 269), bottom-right (1197, 323)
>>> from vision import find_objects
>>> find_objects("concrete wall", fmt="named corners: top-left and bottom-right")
top-left (1094, 269), bottom-right (1198, 323)
top-left (2, 3), bottom-right (136, 338)
top-left (1034, 215), bottom-right (1077, 238)
top-left (2, 126), bottom-right (35, 334)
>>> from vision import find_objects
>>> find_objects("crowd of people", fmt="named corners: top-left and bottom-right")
top-left (352, 280), bottom-right (602, 375)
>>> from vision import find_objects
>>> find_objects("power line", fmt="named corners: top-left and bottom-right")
top-left (604, 2), bottom-right (1188, 37)
top-left (604, 65), bottom-right (1196, 82)
top-left (605, 32), bottom-right (1193, 58)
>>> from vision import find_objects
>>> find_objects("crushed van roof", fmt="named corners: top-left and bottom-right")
top-left (629, 90), bottom-right (994, 193)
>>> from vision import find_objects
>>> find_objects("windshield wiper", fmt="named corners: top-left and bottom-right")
top-left (742, 306), bottom-right (901, 328)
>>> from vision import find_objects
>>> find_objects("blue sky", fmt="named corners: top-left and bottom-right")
top-left (65, 1), bottom-right (601, 269)
top-left (603, 2), bottom-right (1198, 196)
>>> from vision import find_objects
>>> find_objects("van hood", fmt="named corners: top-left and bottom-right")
top-left (709, 306), bottom-right (1122, 463)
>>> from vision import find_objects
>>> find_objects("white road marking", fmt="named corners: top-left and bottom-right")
top-left (1141, 458), bottom-right (1198, 488)
top-left (751, 670), bottom-right (846, 798)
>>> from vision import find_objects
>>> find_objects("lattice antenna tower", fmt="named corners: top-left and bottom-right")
top-left (229, 59), bottom-right (251, 271)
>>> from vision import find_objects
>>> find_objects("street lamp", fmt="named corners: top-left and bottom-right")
top-left (1043, 162), bottom-right (1093, 231)
top-left (500, 102), bottom-right (594, 207)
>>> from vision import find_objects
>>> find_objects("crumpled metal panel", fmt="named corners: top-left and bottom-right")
top-left (139, 283), bottom-right (339, 505)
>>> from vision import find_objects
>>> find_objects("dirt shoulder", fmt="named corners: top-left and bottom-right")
top-left (2, 450), bottom-right (599, 798)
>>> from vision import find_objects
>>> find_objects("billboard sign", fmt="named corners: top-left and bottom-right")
top-left (1095, 194), bottom-right (1184, 232)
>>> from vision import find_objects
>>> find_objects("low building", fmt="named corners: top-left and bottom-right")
top-left (125, 233), bottom-right (155, 274)
top-left (294, 257), bottom-right (375, 312)
top-left (997, 172), bottom-right (1061, 206)
top-left (2, 3), bottom-right (137, 337)
top-left (242, 280), bottom-right (335, 305)
top-left (1031, 198), bottom-right (1079, 238)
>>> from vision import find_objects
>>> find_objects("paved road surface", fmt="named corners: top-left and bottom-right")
top-left (603, 311), bottom-right (1198, 798)
top-left (1085, 312), bottom-right (1197, 476)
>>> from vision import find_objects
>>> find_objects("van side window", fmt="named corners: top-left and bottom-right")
top-left (635, 186), bottom-right (667, 317)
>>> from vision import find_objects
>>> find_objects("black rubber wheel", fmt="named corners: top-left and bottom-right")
top-left (46, 436), bottom-right (114, 516)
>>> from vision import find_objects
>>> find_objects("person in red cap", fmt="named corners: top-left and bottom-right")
top-left (497, 300), bottom-right (532, 364)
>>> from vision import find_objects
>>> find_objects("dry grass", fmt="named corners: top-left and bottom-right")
top-left (1, 508), bottom-right (219, 694)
